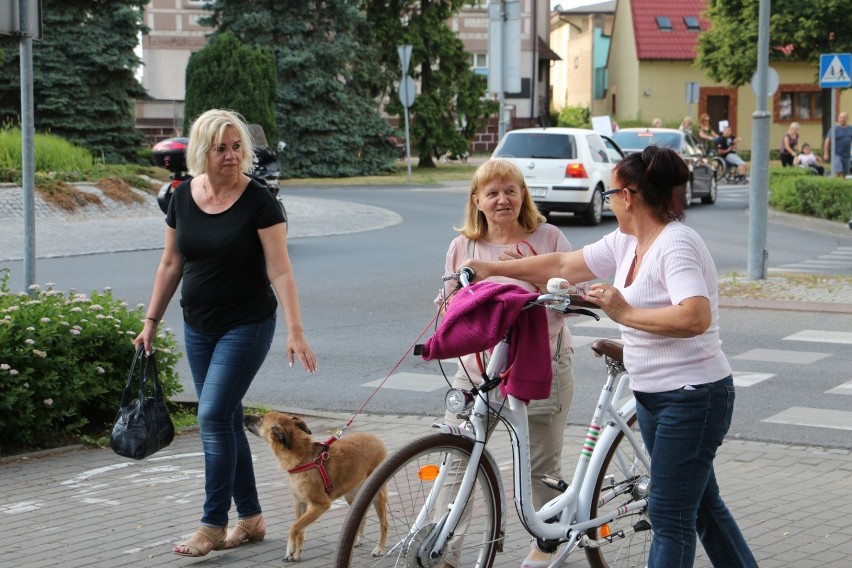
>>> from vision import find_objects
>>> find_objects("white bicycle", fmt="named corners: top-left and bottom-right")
top-left (334, 270), bottom-right (651, 568)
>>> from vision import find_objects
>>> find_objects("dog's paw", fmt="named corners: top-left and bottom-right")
top-left (354, 535), bottom-right (363, 547)
top-left (371, 545), bottom-right (385, 557)
top-left (283, 552), bottom-right (301, 562)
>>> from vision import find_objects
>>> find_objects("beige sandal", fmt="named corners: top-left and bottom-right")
top-left (220, 514), bottom-right (266, 549)
top-left (172, 525), bottom-right (226, 557)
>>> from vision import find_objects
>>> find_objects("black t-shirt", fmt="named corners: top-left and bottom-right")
top-left (715, 135), bottom-right (736, 154)
top-left (166, 177), bottom-right (286, 333)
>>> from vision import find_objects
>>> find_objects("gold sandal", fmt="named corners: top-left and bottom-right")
top-left (220, 514), bottom-right (266, 549)
top-left (173, 525), bottom-right (226, 557)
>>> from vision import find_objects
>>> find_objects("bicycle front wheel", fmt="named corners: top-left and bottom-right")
top-left (585, 414), bottom-right (653, 568)
top-left (334, 432), bottom-right (503, 568)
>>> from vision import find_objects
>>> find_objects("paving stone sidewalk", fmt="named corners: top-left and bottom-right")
top-left (2, 412), bottom-right (850, 568)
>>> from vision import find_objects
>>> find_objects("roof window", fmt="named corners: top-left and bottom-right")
top-left (656, 16), bottom-right (672, 31)
top-left (684, 16), bottom-right (700, 31)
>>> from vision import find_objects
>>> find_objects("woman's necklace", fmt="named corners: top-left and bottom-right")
top-left (203, 174), bottom-right (238, 206)
top-left (635, 223), bottom-right (664, 261)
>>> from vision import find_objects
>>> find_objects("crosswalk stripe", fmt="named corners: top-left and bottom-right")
top-left (783, 330), bottom-right (852, 344)
top-left (763, 407), bottom-right (852, 431)
top-left (732, 372), bottom-right (776, 387)
top-left (732, 348), bottom-right (830, 364)
top-left (827, 380), bottom-right (852, 395)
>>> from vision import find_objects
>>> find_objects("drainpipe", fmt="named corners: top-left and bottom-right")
top-left (531, 0), bottom-right (537, 125)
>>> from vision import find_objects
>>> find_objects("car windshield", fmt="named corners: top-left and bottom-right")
top-left (495, 133), bottom-right (577, 159)
top-left (613, 131), bottom-right (681, 151)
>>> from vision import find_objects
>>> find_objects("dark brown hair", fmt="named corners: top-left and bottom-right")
top-left (613, 146), bottom-right (689, 222)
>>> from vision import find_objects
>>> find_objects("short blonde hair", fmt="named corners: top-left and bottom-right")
top-left (185, 109), bottom-right (255, 176)
top-left (456, 159), bottom-right (545, 240)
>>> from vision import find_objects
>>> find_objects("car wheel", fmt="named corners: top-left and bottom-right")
top-left (581, 187), bottom-right (603, 226)
top-left (683, 179), bottom-right (693, 209)
top-left (701, 173), bottom-right (718, 204)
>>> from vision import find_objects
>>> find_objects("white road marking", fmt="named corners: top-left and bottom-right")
top-left (763, 407), bottom-right (852, 431)
top-left (827, 380), bottom-right (852, 396)
top-left (783, 330), bottom-right (852, 344)
top-left (732, 348), bottom-right (830, 364)
top-left (361, 372), bottom-right (448, 392)
top-left (732, 372), bottom-right (776, 387)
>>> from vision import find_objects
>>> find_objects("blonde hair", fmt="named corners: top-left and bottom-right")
top-left (185, 109), bottom-right (255, 176)
top-left (456, 159), bottom-right (545, 240)
top-left (788, 122), bottom-right (800, 133)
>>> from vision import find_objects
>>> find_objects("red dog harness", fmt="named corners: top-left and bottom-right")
top-left (286, 436), bottom-right (337, 493)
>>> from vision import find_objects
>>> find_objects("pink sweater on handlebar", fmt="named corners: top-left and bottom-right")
top-left (420, 281), bottom-right (552, 403)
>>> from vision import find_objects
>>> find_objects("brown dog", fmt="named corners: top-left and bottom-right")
top-left (244, 412), bottom-right (388, 562)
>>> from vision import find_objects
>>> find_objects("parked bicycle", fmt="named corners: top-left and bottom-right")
top-left (334, 269), bottom-right (652, 568)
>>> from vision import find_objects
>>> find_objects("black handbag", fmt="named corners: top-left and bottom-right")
top-left (110, 346), bottom-right (175, 459)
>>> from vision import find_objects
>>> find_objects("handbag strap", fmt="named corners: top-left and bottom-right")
top-left (121, 345), bottom-right (164, 405)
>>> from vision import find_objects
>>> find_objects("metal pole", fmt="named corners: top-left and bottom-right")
top-left (403, 100), bottom-right (412, 183)
top-left (497, 0), bottom-right (506, 142)
top-left (830, 88), bottom-right (837, 177)
top-left (747, 0), bottom-right (770, 280)
top-left (19, 0), bottom-right (36, 289)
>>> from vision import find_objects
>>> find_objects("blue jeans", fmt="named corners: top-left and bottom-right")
top-left (184, 314), bottom-right (275, 527)
top-left (634, 377), bottom-right (758, 568)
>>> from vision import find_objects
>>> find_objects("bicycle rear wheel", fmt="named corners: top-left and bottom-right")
top-left (585, 414), bottom-right (653, 568)
top-left (334, 432), bottom-right (504, 568)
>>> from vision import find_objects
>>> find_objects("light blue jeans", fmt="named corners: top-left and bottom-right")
top-left (184, 314), bottom-right (275, 527)
top-left (635, 376), bottom-right (758, 568)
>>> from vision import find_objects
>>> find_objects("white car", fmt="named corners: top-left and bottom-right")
top-left (491, 127), bottom-right (624, 225)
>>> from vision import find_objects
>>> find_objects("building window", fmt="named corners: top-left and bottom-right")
top-left (776, 87), bottom-right (822, 122)
top-left (656, 16), bottom-right (672, 31)
top-left (683, 16), bottom-right (700, 31)
top-left (470, 53), bottom-right (488, 77)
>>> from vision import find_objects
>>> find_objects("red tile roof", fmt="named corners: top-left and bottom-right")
top-left (631, 0), bottom-right (709, 60)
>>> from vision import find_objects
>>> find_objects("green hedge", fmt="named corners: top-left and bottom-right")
top-left (769, 167), bottom-right (852, 222)
top-left (0, 270), bottom-right (183, 452)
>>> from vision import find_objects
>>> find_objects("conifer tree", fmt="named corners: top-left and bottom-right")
top-left (0, 0), bottom-right (147, 163)
top-left (202, 0), bottom-right (397, 178)
top-left (183, 32), bottom-right (277, 138)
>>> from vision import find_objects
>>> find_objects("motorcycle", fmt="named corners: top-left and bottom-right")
top-left (153, 124), bottom-right (287, 224)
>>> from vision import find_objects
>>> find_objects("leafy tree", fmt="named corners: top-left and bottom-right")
top-left (199, 0), bottom-right (397, 178)
top-left (362, 0), bottom-right (497, 168)
top-left (0, 0), bottom-right (147, 163)
top-left (183, 32), bottom-right (277, 138)
top-left (697, 0), bottom-right (852, 132)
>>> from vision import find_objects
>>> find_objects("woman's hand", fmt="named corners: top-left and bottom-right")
top-left (584, 283), bottom-right (630, 322)
top-left (458, 258), bottom-right (490, 281)
top-left (287, 333), bottom-right (317, 373)
top-left (133, 320), bottom-right (159, 356)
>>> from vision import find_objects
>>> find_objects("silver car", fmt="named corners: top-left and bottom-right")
top-left (491, 127), bottom-right (624, 225)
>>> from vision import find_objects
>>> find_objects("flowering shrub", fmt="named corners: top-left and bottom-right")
top-left (0, 270), bottom-right (182, 452)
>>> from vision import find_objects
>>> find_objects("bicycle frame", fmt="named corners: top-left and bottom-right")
top-left (425, 333), bottom-right (650, 562)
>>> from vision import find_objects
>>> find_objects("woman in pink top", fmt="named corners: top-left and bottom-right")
top-left (463, 148), bottom-right (757, 568)
top-left (436, 159), bottom-right (575, 568)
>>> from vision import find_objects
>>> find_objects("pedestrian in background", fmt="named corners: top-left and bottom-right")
top-left (651, 117), bottom-right (663, 128)
top-left (794, 142), bottom-right (825, 176)
top-left (134, 108), bottom-right (317, 557)
top-left (716, 125), bottom-right (748, 183)
top-left (823, 111), bottom-right (852, 178)
top-left (436, 159), bottom-right (576, 568)
top-left (462, 146), bottom-right (759, 568)
top-left (679, 116), bottom-right (694, 136)
top-left (780, 122), bottom-right (800, 167)
top-left (698, 113), bottom-right (719, 154)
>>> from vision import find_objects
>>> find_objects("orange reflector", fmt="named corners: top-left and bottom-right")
top-left (418, 464), bottom-right (440, 481)
top-left (599, 523), bottom-right (611, 538)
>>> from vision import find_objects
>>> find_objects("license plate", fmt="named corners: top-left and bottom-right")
top-left (529, 186), bottom-right (547, 197)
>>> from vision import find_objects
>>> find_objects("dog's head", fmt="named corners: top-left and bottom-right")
top-left (244, 412), bottom-right (312, 450)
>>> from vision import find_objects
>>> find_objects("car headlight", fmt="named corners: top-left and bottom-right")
top-left (445, 388), bottom-right (474, 415)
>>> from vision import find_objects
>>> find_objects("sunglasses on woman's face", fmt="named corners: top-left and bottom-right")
top-left (602, 187), bottom-right (638, 204)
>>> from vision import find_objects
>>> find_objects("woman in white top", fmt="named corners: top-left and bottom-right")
top-left (437, 159), bottom-right (574, 568)
top-left (463, 147), bottom-right (758, 568)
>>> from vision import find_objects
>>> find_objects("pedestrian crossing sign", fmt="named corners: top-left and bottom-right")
top-left (819, 53), bottom-right (852, 88)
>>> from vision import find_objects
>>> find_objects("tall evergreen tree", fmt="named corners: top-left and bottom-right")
top-left (201, 0), bottom-right (397, 178)
top-left (183, 31), bottom-right (277, 138)
top-left (362, 0), bottom-right (497, 168)
top-left (0, 0), bottom-right (147, 163)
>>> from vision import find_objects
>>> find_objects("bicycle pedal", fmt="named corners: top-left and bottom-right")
top-left (542, 475), bottom-right (568, 492)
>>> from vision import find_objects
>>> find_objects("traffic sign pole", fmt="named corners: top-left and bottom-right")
top-left (397, 45), bottom-right (414, 183)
